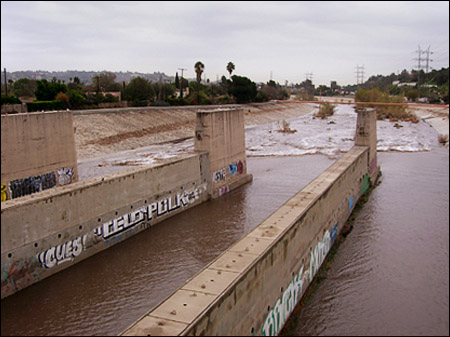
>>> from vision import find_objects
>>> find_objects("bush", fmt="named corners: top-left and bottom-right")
top-left (315, 102), bottom-right (335, 119)
top-left (26, 100), bottom-right (67, 112)
top-left (355, 88), bottom-right (411, 121)
top-left (1, 95), bottom-right (22, 105)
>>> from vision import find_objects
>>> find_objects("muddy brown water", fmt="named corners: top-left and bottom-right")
top-left (284, 145), bottom-right (449, 336)
top-left (1, 146), bottom-right (448, 336)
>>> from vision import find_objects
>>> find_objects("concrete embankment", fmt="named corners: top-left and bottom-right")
top-left (73, 102), bottom-right (316, 160)
top-left (408, 106), bottom-right (449, 148)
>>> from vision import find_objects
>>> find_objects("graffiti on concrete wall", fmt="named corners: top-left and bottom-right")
top-left (213, 160), bottom-right (246, 184)
top-left (94, 184), bottom-right (206, 241)
top-left (1, 257), bottom-right (40, 299)
top-left (213, 168), bottom-right (227, 184)
top-left (261, 225), bottom-right (335, 336)
top-left (9, 172), bottom-right (56, 199)
top-left (1, 183), bottom-right (7, 202)
top-left (57, 167), bottom-right (74, 186)
top-left (37, 235), bottom-right (87, 269)
top-left (218, 185), bottom-right (230, 197)
top-left (349, 195), bottom-right (354, 211)
top-left (5, 166), bottom-right (75, 200)
top-left (361, 173), bottom-right (370, 195)
top-left (228, 160), bottom-right (244, 176)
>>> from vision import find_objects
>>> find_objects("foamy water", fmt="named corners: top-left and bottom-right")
top-left (245, 104), bottom-right (436, 157)
top-left (97, 105), bottom-right (438, 171)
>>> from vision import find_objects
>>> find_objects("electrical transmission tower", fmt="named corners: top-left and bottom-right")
top-left (413, 45), bottom-right (433, 86)
top-left (414, 45), bottom-right (433, 73)
top-left (355, 65), bottom-right (365, 85)
top-left (305, 72), bottom-right (313, 82)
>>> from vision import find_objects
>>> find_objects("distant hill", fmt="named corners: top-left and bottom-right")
top-left (2, 70), bottom-right (175, 85)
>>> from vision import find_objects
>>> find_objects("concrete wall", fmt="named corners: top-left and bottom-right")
top-left (121, 145), bottom-right (372, 336)
top-left (1, 152), bottom-right (210, 299)
top-left (1, 111), bottom-right (78, 201)
top-left (1, 106), bottom-right (254, 299)
top-left (355, 108), bottom-right (379, 183)
top-left (195, 107), bottom-right (253, 198)
top-left (1, 103), bottom-right (28, 114)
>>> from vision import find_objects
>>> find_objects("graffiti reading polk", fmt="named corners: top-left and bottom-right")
top-left (94, 185), bottom-right (206, 240)
top-left (261, 227), bottom-right (334, 336)
top-left (38, 235), bottom-right (87, 269)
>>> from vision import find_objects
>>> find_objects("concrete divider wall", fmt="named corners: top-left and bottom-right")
top-left (195, 107), bottom-right (253, 198)
top-left (1, 152), bottom-right (210, 299)
top-left (121, 145), bottom-right (371, 336)
top-left (1, 111), bottom-right (78, 201)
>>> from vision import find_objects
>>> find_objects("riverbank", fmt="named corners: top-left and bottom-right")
top-left (73, 101), bottom-right (316, 160)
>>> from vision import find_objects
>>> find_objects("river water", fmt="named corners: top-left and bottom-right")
top-left (285, 145), bottom-right (449, 336)
top-left (1, 106), bottom-right (448, 336)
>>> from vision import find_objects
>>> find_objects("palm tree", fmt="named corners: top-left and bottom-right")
top-left (226, 62), bottom-right (235, 78)
top-left (195, 61), bottom-right (205, 104)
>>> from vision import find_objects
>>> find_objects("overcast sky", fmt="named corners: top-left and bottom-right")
top-left (1, 1), bottom-right (449, 85)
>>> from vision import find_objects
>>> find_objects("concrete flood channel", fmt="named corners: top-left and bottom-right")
top-left (2, 103), bottom-right (448, 335)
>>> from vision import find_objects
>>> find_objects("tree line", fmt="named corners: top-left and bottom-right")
top-left (1, 62), bottom-right (292, 110)
top-left (2, 64), bottom-right (448, 110)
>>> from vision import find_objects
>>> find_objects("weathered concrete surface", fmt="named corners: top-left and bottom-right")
top-left (195, 107), bottom-right (253, 198)
top-left (355, 108), bottom-right (380, 182)
top-left (121, 146), bottom-right (371, 336)
top-left (409, 106), bottom-right (449, 148)
top-left (1, 105), bottom-right (254, 299)
top-left (1, 153), bottom-right (210, 299)
top-left (1, 111), bottom-right (78, 201)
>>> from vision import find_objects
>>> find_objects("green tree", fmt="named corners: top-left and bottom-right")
top-left (229, 75), bottom-right (257, 103)
top-left (226, 62), bottom-right (235, 78)
top-left (34, 79), bottom-right (67, 101)
top-left (92, 72), bottom-right (121, 92)
top-left (175, 72), bottom-right (180, 89)
top-left (123, 77), bottom-right (154, 103)
top-left (195, 61), bottom-right (205, 104)
top-left (13, 78), bottom-right (37, 98)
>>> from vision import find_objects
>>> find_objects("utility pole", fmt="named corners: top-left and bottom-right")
top-left (355, 65), bottom-right (365, 85)
top-left (178, 67), bottom-right (187, 99)
top-left (4, 68), bottom-right (8, 97)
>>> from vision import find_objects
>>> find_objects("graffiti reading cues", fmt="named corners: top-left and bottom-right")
top-left (38, 235), bottom-right (87, 269)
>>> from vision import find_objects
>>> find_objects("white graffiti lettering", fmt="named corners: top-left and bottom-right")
top-left (213, 168), bottom-right (227, 184)
top-left (94, 185), bottom-right (206, 240)
top-left (262, 229), bottom-right (332, 336)
top-left (38, 235), bottom-right (87, 269)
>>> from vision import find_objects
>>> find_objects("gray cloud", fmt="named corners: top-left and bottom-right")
top-left (1, 1), bottom-right (448, 85)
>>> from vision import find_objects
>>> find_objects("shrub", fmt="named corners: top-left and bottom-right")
top-left (315, 102), bottom-right (335, 119)
top-left (277, 119), bottom-right (297, 134)
top-left (1, 95), bottom-right (21, 105)
top-left (26, 100), bottom-right (67, 112)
